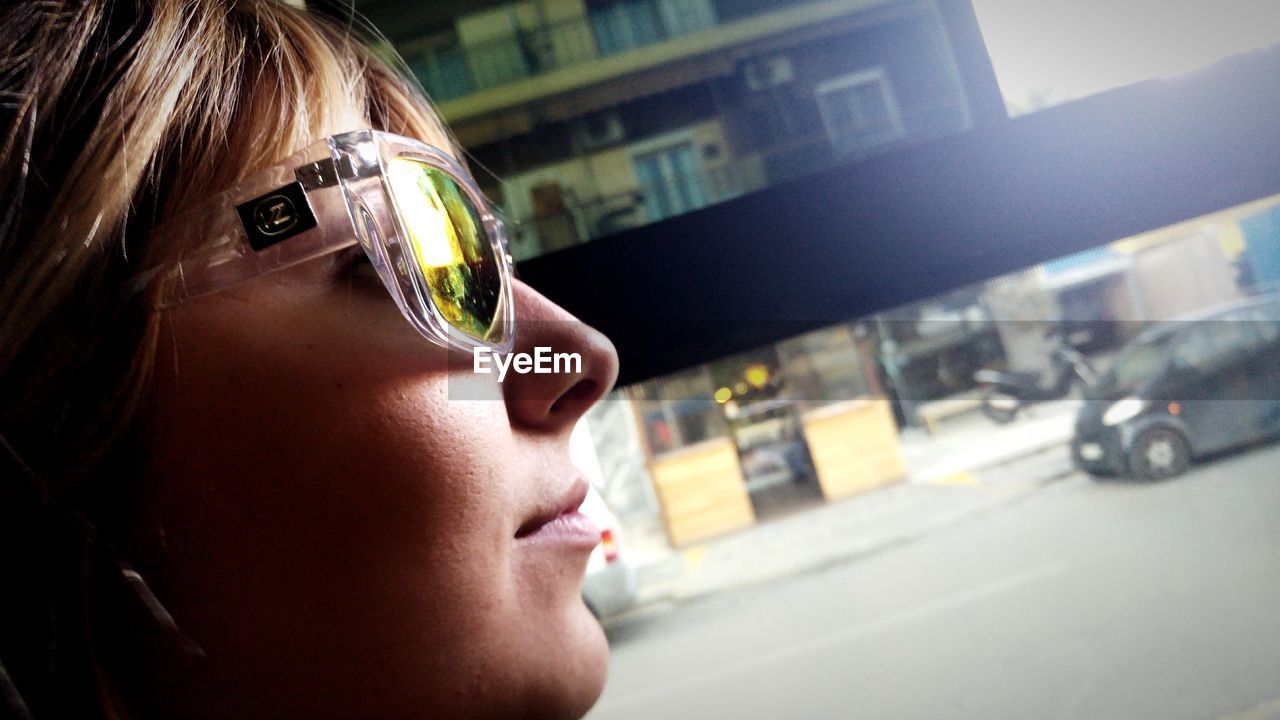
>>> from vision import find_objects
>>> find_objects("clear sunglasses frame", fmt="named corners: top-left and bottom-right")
top-left (144, 129), bottom-right (516, 355)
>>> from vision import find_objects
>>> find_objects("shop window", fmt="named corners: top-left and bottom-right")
top-left (629, 366), bottom-right (727, 454)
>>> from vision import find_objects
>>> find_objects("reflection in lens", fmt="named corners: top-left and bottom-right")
top-left (386, 158), bottom-right (502, 342)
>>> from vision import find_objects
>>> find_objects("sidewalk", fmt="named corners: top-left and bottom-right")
top-left (613, 400), bottom-right (1082, 618)
top-left (898, 398), bottom-right (1079, 483)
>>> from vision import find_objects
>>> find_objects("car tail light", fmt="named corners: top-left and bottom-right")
top-left (601, 528), bottom-right (617, 563)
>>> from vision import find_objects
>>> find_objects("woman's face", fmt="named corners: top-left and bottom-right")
top-left (135, 132), bottom-right (619, 719)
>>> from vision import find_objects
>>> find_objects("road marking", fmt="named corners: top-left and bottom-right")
top-left (597, 563), bottom-right (1068, 712)
top-left (929, 471), bottom-right (980, 486)
top-left (681, 546), bottom-right (707, 574)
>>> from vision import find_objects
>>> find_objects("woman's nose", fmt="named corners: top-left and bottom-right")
top-left (501, 280), bottom-right (620, 432)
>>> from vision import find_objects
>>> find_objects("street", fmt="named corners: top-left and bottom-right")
top-left (590, 442), bottom-right (1280, 720)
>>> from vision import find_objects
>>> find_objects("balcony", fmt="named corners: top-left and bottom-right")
top-left (506, 150), bottom-right (773, 259)
top-left (503, 89), bottom-right (969, 259)
top-left (403, 0), bottom-right (899, 121)
top-left (406, 0), bottom-right (720, 104)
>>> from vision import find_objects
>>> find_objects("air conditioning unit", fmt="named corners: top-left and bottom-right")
top-left (571, 111), bottom-right (625, 151)
top-left (743, 55), bottom-right (795, 92)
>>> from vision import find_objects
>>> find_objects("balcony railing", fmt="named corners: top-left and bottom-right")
top-left (507, 154), bottom-right (769, 259)
top-left (503, 110), bottom-right (964, 259)
top-left (406, 0), bottom-right (721, 102)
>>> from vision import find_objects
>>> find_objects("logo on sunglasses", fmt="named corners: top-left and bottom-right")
top-left (254, 196), bottom-right (298, 236)
top-left (236, 181), bottom-right (319, 251)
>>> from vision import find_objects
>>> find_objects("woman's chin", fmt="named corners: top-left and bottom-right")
top-left (533, 598), bottom-right (611, 719)
top-left (578, 601), bottom-right (612, 705)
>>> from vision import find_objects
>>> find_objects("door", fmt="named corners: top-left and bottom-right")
top-left (1231, 304), bottom-right (1280, 438)
top-left (1168, 317), bottom-right (1266, 453)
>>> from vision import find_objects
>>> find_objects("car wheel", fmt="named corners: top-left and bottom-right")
top-left (980, 388), bottom-right (1019, 424)
top-left (1127, 427), bottom-right (1191, 480)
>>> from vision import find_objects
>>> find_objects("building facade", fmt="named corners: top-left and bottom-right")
top-left (371, 0), bottom-right (975, 260)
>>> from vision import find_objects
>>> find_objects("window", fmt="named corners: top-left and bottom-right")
top-left (589, 0), bottom-right (665, 56)
top-left (588, 0), bottom-right (717, 55)
top-left (1109, 329), bottom-right (1175, 392)
top-left (631, 140), bottom-right (706, 222)
top-left (656, 0), bottom-right (717, 37)
top-left (815, 69), bottom-right (906, 157)
top-left (409, 45), bottom-right (471, 102)
top-left (1248, 302), bottom-right (1280, 339)
top-left (1172, 321), bottom-right (1257, 371)
top-left (465, 38), bottom-right (531, 89)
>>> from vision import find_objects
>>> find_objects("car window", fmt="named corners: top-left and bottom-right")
top-left (1234, 304), bottom-right (1280, 345)
top-left (1172, 318), bottom-right (1260, 370)
top-left (1110, 331), bottom-right (1174, 390)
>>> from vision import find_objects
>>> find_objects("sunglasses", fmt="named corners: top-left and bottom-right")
top-left (141, 130), bottom-right (516, 354)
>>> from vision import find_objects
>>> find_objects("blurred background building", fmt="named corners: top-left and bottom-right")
top-left (361, 0), bottom-right (974, 260)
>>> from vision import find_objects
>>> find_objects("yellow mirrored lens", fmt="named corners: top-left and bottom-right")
top-left (386, 158), bottom-right (502, 341)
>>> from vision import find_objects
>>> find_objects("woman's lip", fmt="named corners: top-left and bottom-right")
top-left (515, 477), bottom-right (591, 539)
top-left (515, 510), bottom-right (600, 549)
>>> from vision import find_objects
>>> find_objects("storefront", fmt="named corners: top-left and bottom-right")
top-left (626, 324), bottom-right (906, 546)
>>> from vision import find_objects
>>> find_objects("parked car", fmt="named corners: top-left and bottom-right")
top-left (1072, 295), bottom-right (1280, 479)
top-left (580, 487), bottom-right (638, 618)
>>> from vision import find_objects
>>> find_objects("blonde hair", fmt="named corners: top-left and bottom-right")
top-left (0, 1), bottom-right (453, 716)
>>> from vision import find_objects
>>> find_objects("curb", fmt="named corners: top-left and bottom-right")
top-left (606, 462), bottom-right (1078, 627)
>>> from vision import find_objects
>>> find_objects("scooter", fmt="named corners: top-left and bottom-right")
top-left (974, 340), bottom-right (1096, 424)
